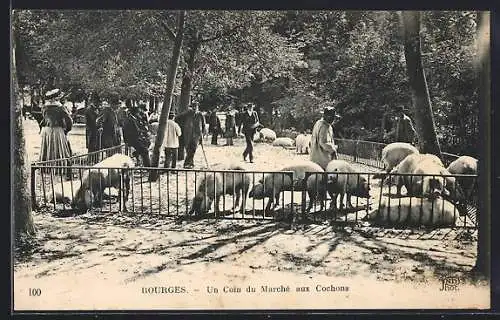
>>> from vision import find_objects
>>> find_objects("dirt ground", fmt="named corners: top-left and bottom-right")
top-left (14, 119), bottom-right (489, 310)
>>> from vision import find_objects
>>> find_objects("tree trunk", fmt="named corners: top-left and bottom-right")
top-left (149, 11), bottom-right (186, 181)
top-left (178, 38), bottom-right (201, 113)
top-left (473, 11), bottom-right (490, 280)
top-left (12, 28), bottom-right (35, 237)
top-left (401, 11), bottom-right (441, 157)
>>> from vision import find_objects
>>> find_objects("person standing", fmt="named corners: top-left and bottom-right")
top-left (176, 103), bottom-right (206, 169)
top-left (310, 106), bottom-right (340, 170)
top-left (235, 107), bottom-right (244, 136)
top-left (122, 104), bottom-right (152, 167)
top-left (161, 111), bottom-right (182, 170)
top-left (85, 101), bottom-right (100, 153)
top-left (97, 101), bottom-right (122, 153)
top-left (393, 105), bottom-right (418, 144)
top-left (241, 103), bottom-right (260, 163)
top-left (38, 89), bottom-right (73, 175)
top-left (224, 108), bottom-right (237, 146)
top-left (209, 108), bottom-right (223, 145)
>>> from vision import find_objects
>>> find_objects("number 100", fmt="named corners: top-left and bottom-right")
top-left (29, 288), bottom-right (41, 296)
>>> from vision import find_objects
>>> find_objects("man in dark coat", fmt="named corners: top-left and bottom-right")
top-left (393, 105), bottom-right (418, 144)
top-left (97, 101), bottom-right (122, 152)
top-left (122, 104), bottom-right (152, 167)
top-left (241, 103), bottom-right (260, 163)
top-left (175, 103), bottom-right (206, 169)
top-left (208, 108), bottom-right (223, 145)
top-left (85, 102), bottom-right (100, 152)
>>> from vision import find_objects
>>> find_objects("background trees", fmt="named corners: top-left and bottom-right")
top-left (13, 10), bottom-right (481, 156)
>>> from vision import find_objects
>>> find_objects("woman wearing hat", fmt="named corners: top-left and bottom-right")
top-left (310, 106), bottom-right (340, 170)
top-left (38, 89), bottom-right (73, 168)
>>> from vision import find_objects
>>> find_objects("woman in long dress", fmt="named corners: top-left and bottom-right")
top-left (38, 89), bottom-right (73, 174)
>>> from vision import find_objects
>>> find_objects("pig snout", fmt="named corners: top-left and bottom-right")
top-left (249, 183), bottom-right (264, 199)
top-left (428, 189), bottom-right (442, 200)
top-left (190, 195), bottom-right (211, 215)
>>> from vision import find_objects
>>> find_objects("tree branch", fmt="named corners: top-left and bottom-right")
top-left (155, 13), bottom-right (176, 41)
top-left (199, 24), bottom-right (242, 43)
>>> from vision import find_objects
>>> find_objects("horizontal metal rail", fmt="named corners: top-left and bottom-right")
top-left (31, 163), bottom-right (478, 229)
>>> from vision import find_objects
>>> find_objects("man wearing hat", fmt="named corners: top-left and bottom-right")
top-left (122, 103), bottom-right (152, 166)
top-left (39, 89), bottom-right (73, 175)
top-left (393, 105), bottom-right (418, 144)
top-left (175, 102), bottom-right (206, 169)
top-left (85, 99), bottom-right (101, 153)
top-left (241, 103), bottom-right (260, 163)
top-left (310, 106), bottom-right (340, 170)
top-left (161, 110), bottom-right (182, 170)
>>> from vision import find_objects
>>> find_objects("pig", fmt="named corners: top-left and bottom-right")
top-left (248, 160), bottom-right (324, 213)
top-left (406, 157), bottom-right (468, 216)
top-left (446, 155), bottom-right (478, 200)
top-left (325, 160), bottom-right (371, 210)
top-left (272, 137), bottom-right (295, 148)
top-left (389, 153), bottom-right (444, 196)
top-left (374, 142), bottom-right (420, 179)
top-left (295, 134), bottom-right (312, 154)
top-left (365, 197), bottom-right (459, 227)
top-left (48, 180), bottom-right (83, 205)
top-left (259, 128), bottom-right (277, 142)
top-left (74, 154), bottom-right (135, 211)
top-left (189, 164), bottom-right (251, 215)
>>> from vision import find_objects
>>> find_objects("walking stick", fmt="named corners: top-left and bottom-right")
top-left (199, 139), bottom-right (210, 169)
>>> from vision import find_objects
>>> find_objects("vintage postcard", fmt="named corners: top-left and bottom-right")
top-left (12, 9), bottom-right (491, 311)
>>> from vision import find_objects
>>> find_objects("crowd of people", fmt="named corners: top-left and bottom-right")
top-left (35, 88), bottom-right (418, 172)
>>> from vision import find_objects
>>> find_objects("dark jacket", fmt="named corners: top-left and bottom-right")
top-left (395, 114), bottom-right (418, 143)
top-left (208, 112), bottom-right (222, 134)
top-left (175, 108), bottom-right (206, 144)
top-left (97, 106), bottom-right (122, 148)
top-left (241, 110), bottom-right (260, 135)
top-left (122, 109), bottom-right (151, 150)
top-left (42, 104), bottom-right (73, 133)
top-left (85, 107), bottom-right (99, 150)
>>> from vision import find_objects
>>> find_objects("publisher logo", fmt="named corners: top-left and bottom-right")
top-left (439, 276), bottom-right (463, 291)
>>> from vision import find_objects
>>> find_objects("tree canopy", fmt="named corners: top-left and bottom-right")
top-left (13, 9), bottom-right (481, 156)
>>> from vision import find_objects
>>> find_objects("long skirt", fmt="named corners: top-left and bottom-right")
top-left (39, 126), bottom-right (72, 174)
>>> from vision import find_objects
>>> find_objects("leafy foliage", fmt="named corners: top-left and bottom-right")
top-left (13, 10), bottom-right (481, 155)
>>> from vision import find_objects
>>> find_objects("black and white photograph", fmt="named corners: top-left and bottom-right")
top-left (11, 9), bottom-right (491, 310)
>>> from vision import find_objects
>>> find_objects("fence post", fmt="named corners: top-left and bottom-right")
top-left (354, 140), bottom-right (359, 163)
top-left (31, 166), bottom-right (38, 210)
